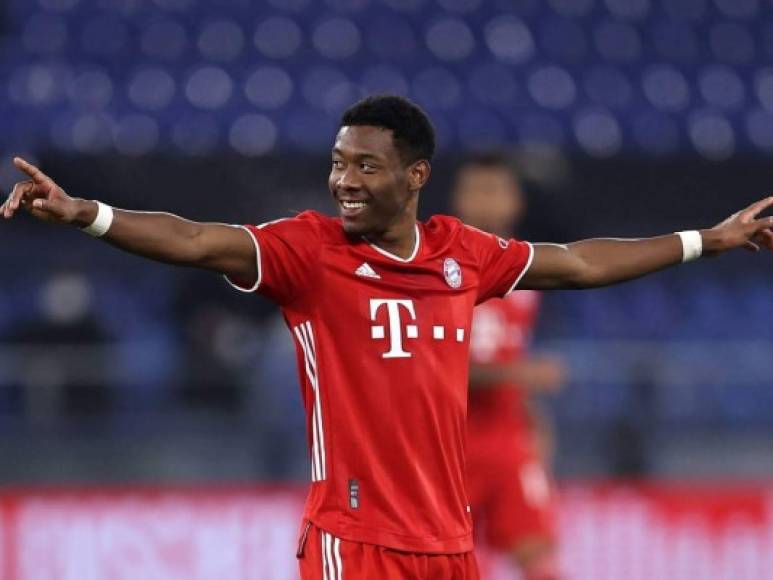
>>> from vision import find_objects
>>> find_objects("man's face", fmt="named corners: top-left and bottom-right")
top-left (329, 125), bottom-right (418, 237)
top-left (451, 165), bottom-right (525, 235)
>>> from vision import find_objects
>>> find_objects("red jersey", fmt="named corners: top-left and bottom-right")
top-left (227, 211), bottom-right (533, 554)
top-left (468, 291), bottom-right (541, 434)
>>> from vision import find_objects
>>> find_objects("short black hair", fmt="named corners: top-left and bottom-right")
top-left (340, 95), bottom-right (436, 164)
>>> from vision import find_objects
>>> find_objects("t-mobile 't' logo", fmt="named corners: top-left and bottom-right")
top-left (370, 299), bottom-right (418, 359)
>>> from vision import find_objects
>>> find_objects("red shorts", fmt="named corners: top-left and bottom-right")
top-left (466, 428), bottom-right (558, 550)
top-left (297, 521), bottom-right (480, 580)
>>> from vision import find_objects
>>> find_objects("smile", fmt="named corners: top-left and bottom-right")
top-left (339, 199), bottom-right (370, 218)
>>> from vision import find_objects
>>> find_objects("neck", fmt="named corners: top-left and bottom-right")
top-left (366, 218), bottom-right (418, 260)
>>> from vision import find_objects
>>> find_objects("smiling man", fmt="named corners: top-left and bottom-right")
top-left (3, 95), bottom-right (773, 580)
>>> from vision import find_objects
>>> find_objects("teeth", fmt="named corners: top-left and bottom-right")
top-left (342, 201), bottom-right (366, 209)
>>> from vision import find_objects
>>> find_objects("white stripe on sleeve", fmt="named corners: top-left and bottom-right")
top-left (506, 241), bottom-right (535, 295)
top-left (223, 225), bottom-right (262, 293)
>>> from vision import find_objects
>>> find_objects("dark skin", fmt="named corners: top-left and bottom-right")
top-left (330, 125), bottom-right (430, 258)
top-left (2, 126), bottom-right (773, 285)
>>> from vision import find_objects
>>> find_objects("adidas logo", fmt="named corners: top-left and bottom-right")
top-left (355, 262), bottom-right (381, 279)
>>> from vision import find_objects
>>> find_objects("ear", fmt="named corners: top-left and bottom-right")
top-left (407, 159), bottom-right (431, 192)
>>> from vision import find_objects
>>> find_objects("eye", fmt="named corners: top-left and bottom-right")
top-left (331, 160), bottom-right (344, 170)
top-left (360, 162), bottom-right (376, 172)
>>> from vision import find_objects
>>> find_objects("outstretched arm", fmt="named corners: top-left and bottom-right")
top-left (1, 157), bottom-right (257, 283)
top-left (520, 197), bottom-right (773, 290)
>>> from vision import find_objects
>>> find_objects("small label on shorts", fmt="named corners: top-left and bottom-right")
top-left (349, 479), bottom-right (360, 509)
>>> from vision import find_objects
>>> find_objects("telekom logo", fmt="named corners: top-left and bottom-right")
top-left (369, 298), bottom-right (466, 359)
top-left (370, 299), bottom-right (418, 359)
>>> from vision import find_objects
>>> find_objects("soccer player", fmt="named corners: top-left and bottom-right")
top-left (453, 153), bottom-right (564, 580)
top-left (3, 95), bottom-right (773, 580)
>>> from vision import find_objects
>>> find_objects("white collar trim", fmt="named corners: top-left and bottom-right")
top-left (365, 224), bottom-right (421, 263)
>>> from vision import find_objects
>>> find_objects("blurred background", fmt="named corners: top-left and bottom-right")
top-left (1, 0), bottom-right (773, 578)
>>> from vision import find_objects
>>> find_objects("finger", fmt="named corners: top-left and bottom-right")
top-left (13, 157), bottom-right (51, 186)
top-left (752, 215), bottom-right (773, 232)
top-left (9, 181), bottom-right (34, 210)
top-left (743, 240), bottom-right (760, 252)
top-left (2, 186), bottom-right (22, 218)
top-left (754, 228), bottom-right (773, 250)
top-left (743, 196), bottom-right (773, 219)
top-left (31, 197), bottom-right (65, 218)
top-left (3, 182), bottom-right (32, 218)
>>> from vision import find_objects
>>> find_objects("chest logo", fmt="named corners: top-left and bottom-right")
top-left (355, 262), bottom-right (381, 279)
top-left (443, 257), bottom-right (462, 289)
top-left (369, 298), bottom-right (467, 359)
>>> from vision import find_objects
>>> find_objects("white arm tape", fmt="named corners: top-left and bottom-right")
top-left (677, 230), bottom-right (703, 263)
top-left (81, 202), bottom-right (114, 237)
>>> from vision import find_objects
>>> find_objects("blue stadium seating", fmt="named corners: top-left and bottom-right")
top-left (2, 0), bottom-right (773, 157)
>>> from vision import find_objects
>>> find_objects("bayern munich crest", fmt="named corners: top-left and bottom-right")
top-left (443, 257), bottom-right (462, 289)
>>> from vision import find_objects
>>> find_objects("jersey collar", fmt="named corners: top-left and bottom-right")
top-left (364, 224), bottom-right (421, 263)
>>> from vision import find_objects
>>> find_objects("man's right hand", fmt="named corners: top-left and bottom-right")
top-left (511, 356), bottom-right (566, 393)
top-left (1, 157), bottom-right (94, 226)
top-left (2, 156), bottom-right (258, 284)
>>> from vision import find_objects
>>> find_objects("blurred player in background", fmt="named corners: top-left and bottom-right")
top-left (453, 154), bottom-right (564, 580)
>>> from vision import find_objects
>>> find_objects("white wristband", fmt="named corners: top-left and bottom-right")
top-left (81, 202), bottom-right (114, 237)
top-left (677, 230), bottom-right (703, 263)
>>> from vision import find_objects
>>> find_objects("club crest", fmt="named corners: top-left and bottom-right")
top-left (443, 257), bottom-right (462, 289)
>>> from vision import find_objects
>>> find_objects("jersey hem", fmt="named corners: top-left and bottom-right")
top-left (305, 514), bottom-right (474, 555)
top-left (223, 225), bottom-right (262, 293)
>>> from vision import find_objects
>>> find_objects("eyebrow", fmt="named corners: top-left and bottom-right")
top-left (332, 147), bottom-right (384, 162)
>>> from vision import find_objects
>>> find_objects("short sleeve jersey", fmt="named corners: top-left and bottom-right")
top-left (467, 290), bottom-right (542, 433)
top-left (227, 211), bottom-right (534, 553)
